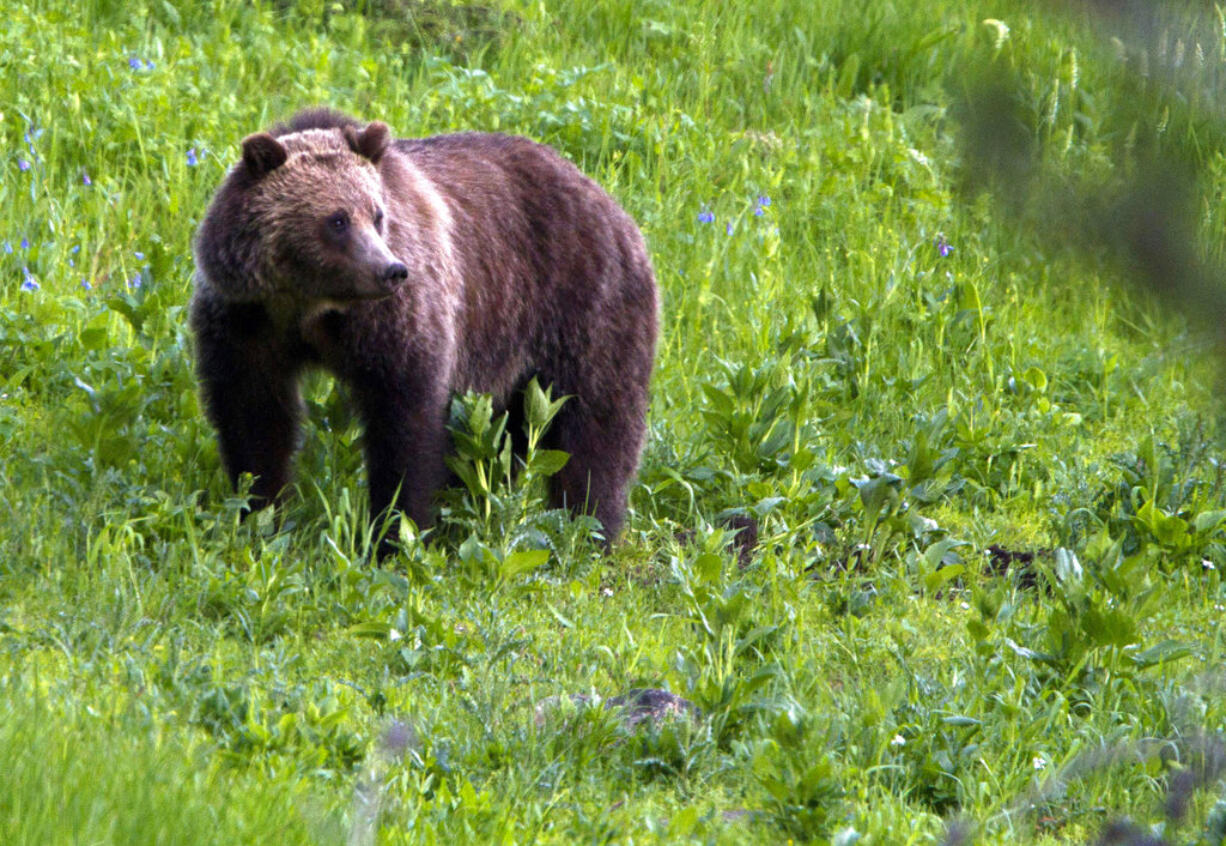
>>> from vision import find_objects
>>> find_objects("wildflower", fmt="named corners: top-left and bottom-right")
top-left (134, 251), bottom-right (145, 260)
top-left (1033, 754), bottom-right (1047, 770)
top-left (936, 233), bottom-right (953, 258)
top-left (129, 56), bottom-right (142, 70)
top-left (2, 242), bottom-right (10, 254)
top-left (81, 278), bottom-right (91, 290)
top-left (697, 209), bottom-right (715, 224)
top-left (21, 268), bottom-right (38, 292)
top-left (23, 127), bottom-right (43, 145)
top-left (18, 159), bottom-right (30, 172)
top-left (725, 221), bottom-right (734, 235)
top-left (82, 171), bottom-right (92, 186)
top-left (71, 245), bottom-right (80, 254)
top-left (186, 148), bottom-right (199, 167)
top-left (890, 734), bottom-right (906, 747)
top-left (758, 195), bottom-right (771, 207)
top-left (754, 205), bottom-right (764, 217)
top-left (20, 238), bottom-right (29, 249)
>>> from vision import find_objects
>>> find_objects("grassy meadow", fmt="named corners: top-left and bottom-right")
top-left (5, 0), bottom-right (1226, 842)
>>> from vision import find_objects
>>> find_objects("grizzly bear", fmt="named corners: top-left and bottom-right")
top-left (191, 108), bottom-right (658, 552)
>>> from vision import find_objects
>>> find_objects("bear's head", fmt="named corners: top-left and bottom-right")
top-left (196, 121), bottom-right (409, 304)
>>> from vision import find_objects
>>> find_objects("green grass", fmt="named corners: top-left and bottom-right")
top-left (4, 0), bottom-right (1226, 843)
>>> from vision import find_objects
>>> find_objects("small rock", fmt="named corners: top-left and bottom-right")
top-left (534, 688), bottom-right (697, 731)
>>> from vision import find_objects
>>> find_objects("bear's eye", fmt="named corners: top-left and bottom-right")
top-left (327, 212), bottom-right (350, 234)
top-left (373, 209), bottom-right (385, 231)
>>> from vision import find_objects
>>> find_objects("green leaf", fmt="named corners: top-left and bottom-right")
top-left (694, 552), bottom-right (722, 584)
top-left (941, 715), bottom-right (983, 727)
top-left (1053, 547), bottom-right (1083, 587)
top-left (347, 621), bottom-right (391, 639)
top-left (502, 549), bottom-right (549, 579)
top-left (923, 562), bottom-right (964, 593)
top-left (528, 449), bottom-right (570, 476)
top-left (1081, 607), bottom-right (1138, 649)
top-left (1129, 639), bottom-right (1193, 669)
top-left (1194, 509), bottom-right (1226, 535)
top-left (923, 538), bottom-right (963, 573)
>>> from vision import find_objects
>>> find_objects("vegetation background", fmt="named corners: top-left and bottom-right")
top-left (3, 0), bottom-right (1226, 842)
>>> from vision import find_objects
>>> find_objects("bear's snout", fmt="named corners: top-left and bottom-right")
top-left (381, 262), bottom-right (409, 284)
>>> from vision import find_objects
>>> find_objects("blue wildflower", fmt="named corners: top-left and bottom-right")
top-left (71, 245), bottom-right (80, 254)
top-left (21, 268), bottom-right (38, 292)
top-left (936, 234), bottom-right (953, 258)
top-left (725, 221), bottom-right (734, 235)
top-left (18, 159), bottom-right (30, 172)
top-left (754, 206), bottom-right (764, 217)
top-left (758, 195), bottom-right (771, 207)
top-left (81, 278), bottom-right (91, 290)
top-left (20, 238), bottom-right (29, 250)
top-left (698, 209), bottom-right (715, 224)
top-left (82, 171), bottom-right (92, 186)
top-left (3, 242), bottom-right (10, 254)
top-left (134, 251), bottom-right (145, 260)
top-left (186, 148), bottom-right (199, 167)
top-left (145, 60), bottom-right (155, 70)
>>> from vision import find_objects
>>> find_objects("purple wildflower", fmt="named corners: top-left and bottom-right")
top-left (21, 268), bottom-right (38, 292)
top-left (82, 171), bottom-right (92, 186)
top-left (186, 148), bottom-right (199, 167)
top-left (754, 206), bottom-right (764, 217)
top-left (18, 159), bottom-right (30, 172)
top-left (757, 195), bottom-right (771, 207)
top-left (134, 251), bottom-right (145, 260)
top-left (129, 56), bottom-right (142, 70)
top-left (20, 238), bottom-right (29, 250)
top-left (81, 278), bottom-right (91, 290)
top-left (936, 234), bottom-right (953, 258)
top-left (725, 221), bottom-right (734, 235)
top-left (71, 245), bottom-right (80, 254)
top-left (697, 209), bottom-right (715, 224)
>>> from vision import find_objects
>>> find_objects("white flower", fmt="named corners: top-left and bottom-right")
top-left (388, 628), bottom-right (402, 642)
top-left (890, 734), bottom-right (906, 747)
top-left (1033, 754), bottom-right (1047, 770)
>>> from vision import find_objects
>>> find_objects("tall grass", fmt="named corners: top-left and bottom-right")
top-left (3, 0), bottom-right (1226, 842)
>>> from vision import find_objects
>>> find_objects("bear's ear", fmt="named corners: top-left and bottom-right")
top-left (241, 133), bottom-right (288, 177)
top-left (344, 121), bottom-right (391, 164)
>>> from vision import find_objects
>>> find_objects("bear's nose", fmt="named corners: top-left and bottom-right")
top-left (382, 262), bottom-right (409, 283)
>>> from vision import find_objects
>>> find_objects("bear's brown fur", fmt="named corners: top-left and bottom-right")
top-left (191, 109), bottom-right (658, 551)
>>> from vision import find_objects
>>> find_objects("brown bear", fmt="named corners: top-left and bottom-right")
top-left (191, 108), bottom-right (658, 551)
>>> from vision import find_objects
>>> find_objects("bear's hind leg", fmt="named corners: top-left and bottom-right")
top-left (546, 401), bottom-right (645, 542)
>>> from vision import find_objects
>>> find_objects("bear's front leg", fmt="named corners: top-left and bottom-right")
top-left (193, 301), bottom-right (303, 513)
top-left (353, 378), bottom-right (450, 557)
